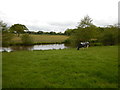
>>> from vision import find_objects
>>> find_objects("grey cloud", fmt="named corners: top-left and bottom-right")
top-left (94, 19), bottom-right (117, 27)
top-left (48, 21), bottom-right (77, 27)
top-left (27, 21), bottom-right (77, 33)
top-left (27, 25), bottom-right (59, 32)
top-left (27, 24), bottom-right (75, 33)
top-left (27, 25), bottom-right (49, 31)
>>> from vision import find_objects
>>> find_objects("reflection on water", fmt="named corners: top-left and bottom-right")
top-left (11, 46), bottom-right (33, 51)
top-left (1, 44), bottom-right (69, 52)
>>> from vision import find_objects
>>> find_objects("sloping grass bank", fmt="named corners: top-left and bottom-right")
top-left (2, 46), bottom-right (118, 88)
top-left (11, 34), bottom-right (69, 45)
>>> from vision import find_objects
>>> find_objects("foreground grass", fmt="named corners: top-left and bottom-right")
top-left (12, 34), bottom-right (69, 44)
top-left (2, 46), bottom-right (118, 88)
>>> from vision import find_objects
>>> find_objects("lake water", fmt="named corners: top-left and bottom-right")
top-left (0, 44), bottom-right (69, 52)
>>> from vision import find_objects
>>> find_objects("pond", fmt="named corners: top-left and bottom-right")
top-left (0, 44), bottom-right (69, 52)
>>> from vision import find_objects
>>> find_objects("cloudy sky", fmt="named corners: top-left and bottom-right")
top-left (0, 0), bottom-right (119, 32)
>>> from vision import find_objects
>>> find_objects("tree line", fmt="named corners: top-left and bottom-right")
top-left (1, 21), bottom-right (65, 37)
top-left (27, 31), bottom-right (65, 35)
top-left (64, 15), bottom-right (119, 47)
top-left (1, 15), bottom-right (119, 47)
top-left (0, 21), bottom-right (65, 46)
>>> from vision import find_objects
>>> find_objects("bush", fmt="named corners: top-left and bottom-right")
top-left (90, 42), bottom-right (103, 46)
top-left (101, 33), bottom-right (115, 45)
top-left (99, 28), bottom-right (118, 46)
top-left (2, 32), bottom-right (14, 46)
top-left (89, 39), bottom-right (102, 46)
top-left (64, 38), bottom-right (71, 44)
top-left (21, 34), bottom-right (33, 45)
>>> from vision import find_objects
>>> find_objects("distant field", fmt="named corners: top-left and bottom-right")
top-left (2, 46), bottom-right (118, 88)
top-left (11, 34), bottom-right (69, 44)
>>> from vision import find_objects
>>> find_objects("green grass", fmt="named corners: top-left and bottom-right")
top-left (2, 46), bottom-right (118, 88)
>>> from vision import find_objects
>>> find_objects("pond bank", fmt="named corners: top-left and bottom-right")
top-left (3, 34), bottom-right (69, 47)
top-left (6, 41), bottom-right (66, 46)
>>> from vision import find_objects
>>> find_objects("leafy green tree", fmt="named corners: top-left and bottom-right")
top-left (0, 21), bottom-right (9, 32)
top-left (69, 15), bottom-right (97, 47)
top-left (0, 20), bottom-right (14, 46)
top-left (9, 24), bottom-right (28, 37)
top-left (37, 31), bottom-right (43, 34)
top-left (77, 15), bottom-right (95, 28)
top-left (49, 31), bottom-right (56, 35)
top-left (64, 29), bottom-right (75, 36)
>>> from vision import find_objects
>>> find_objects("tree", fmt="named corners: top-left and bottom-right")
top-left (69, 15), bottom-right (97, 47)
top-left (64, 29), bottom-right (75, 36)
top-left (9, 24), bottom-right (28, 37)
top-left (0, 20), bottom-right (14, 46)
top-left (77, 15), bottom-right (95, 28)
top-left (0, 21), bottom-right (9, 32)
top-left (37, 31), bottom-right (43, 34)
top-left (49, 31), bottom-right (56, 35)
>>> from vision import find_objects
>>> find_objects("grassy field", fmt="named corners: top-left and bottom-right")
top-left (2, 46), bottom-right (118, 88)
top-left (11, 34), bottom-right (69, 44)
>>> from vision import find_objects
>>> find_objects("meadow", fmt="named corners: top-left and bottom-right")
top-left (2, 46), bottom-right (118, 88)
top-left (11, 34), bottom-right (69, 44)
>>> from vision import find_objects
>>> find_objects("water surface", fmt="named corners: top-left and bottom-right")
top-left (1, 44), bottom-right (68, 52)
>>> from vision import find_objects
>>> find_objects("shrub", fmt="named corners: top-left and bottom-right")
top-left (21, 34), bottom-right (33, 45)
top-left (99, 28), bottom-right (118, 46)
top-left (2, 32), bottom-right (14, 46)
top-left (90, 42), bottom-right (103, 46)
top-left (64, 38), bottom-right (71, 44)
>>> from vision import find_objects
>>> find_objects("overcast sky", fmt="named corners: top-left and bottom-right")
top-left (0, 0), bottom-right (119, 32)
